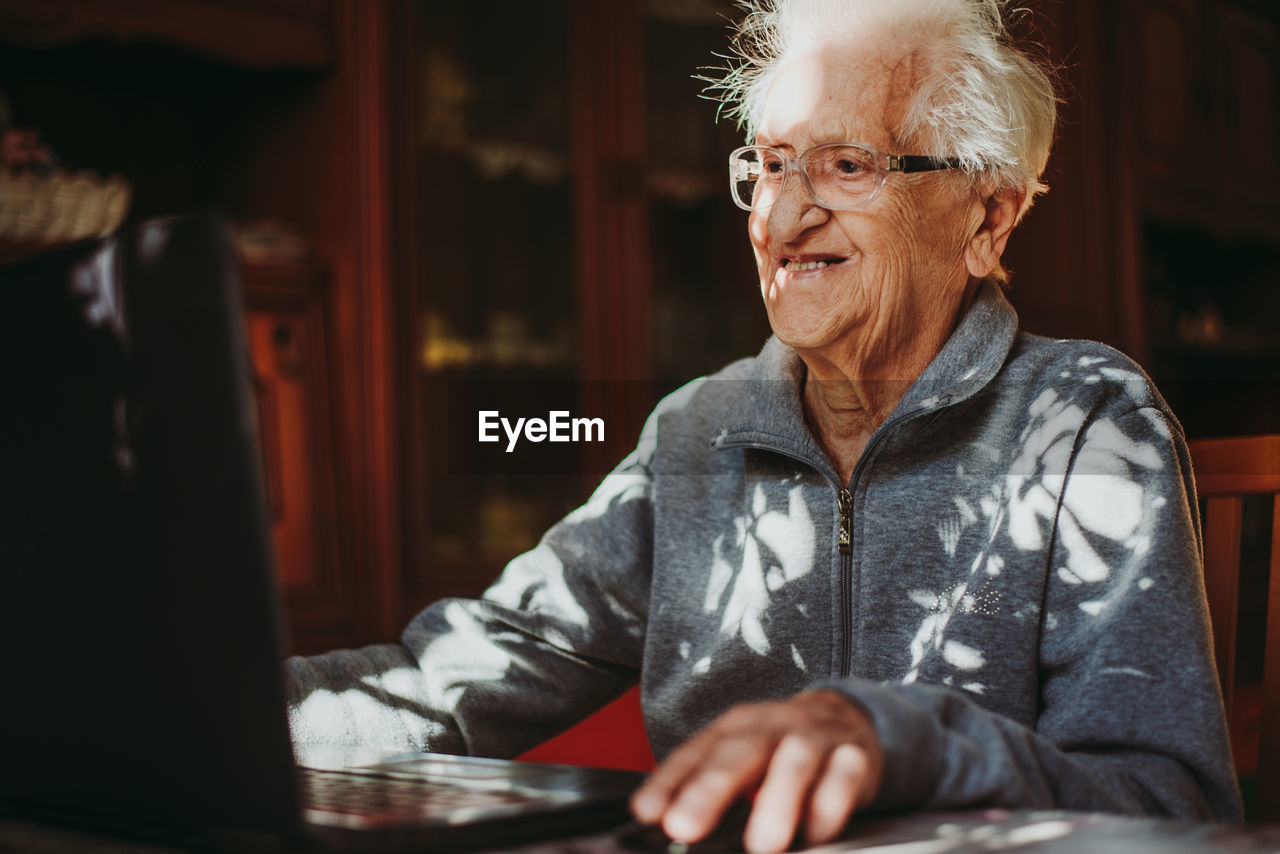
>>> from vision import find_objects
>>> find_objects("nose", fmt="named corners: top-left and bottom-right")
top-left (765, 167), bottom-right (827, 242)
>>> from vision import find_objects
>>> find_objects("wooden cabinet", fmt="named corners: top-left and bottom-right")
top-left (1125, 0), bottom-right (1216, 206)
top-left (1002, 0), bottom-right (1280, 442)
top-left (1218, 4), bottom-right (1280, 229)
top-left (0, 0), bottom-right (399, 655)
top-left (1117, 0), bottom-right (1280, 438)
top-left (4, 0), bottom-right (1275, 662)
top-left (1118, 0), bottom-right (1280, 235)
top-left (0, 0), bottom-right (332, 67)
top-left (392, 0), bottom-right (585, 612)
top-left (392, 0), bottom-right (767, 617)
top-left (389, 0), bottom-right (761, 769)
top-left (242, 260), bottom-right (352, 654)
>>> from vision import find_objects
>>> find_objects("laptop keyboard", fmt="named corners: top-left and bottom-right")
top-left (300, 767), bottom-right (549, 826)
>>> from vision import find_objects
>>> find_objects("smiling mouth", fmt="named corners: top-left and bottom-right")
top-left (782, 258), bottom-right (846, 272)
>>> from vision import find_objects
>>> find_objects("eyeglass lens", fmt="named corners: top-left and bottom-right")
top-left (731, 145), bottom-right (879, 211)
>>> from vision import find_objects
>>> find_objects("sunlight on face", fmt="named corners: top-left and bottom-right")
top-left (749, 42), bottom-right (981, 370)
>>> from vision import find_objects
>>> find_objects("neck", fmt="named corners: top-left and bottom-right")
top-left (800, 353), bottom-right (920, 485)
top-left (797, 281), bottom-right (977, 483)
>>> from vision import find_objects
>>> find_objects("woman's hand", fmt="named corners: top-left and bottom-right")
top-left (630, 689), bottom-right (884, 854)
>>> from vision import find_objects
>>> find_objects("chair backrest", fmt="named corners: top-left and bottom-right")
top-left (1188, 434), bottom-right (1280, 822)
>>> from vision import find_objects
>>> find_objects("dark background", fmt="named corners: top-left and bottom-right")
top-left (0, 0), bottom-right (1275, 671)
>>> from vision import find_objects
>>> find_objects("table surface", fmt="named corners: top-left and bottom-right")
top-left (3, 808), bottom-right (1279, 854)
top-left (480, 809), bottom-right (1280, 854)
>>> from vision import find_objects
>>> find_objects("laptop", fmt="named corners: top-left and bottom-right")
top-left (0, 214), bottom-right (643, 852)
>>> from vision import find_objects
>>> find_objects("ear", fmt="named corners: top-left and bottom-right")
top-left (964, 190), bottom-right (1024, 280)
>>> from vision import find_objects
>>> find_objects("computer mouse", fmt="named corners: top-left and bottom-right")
top-left (617, 800), bottom-right (756, 854)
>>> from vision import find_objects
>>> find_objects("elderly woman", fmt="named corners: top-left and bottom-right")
top-left (286, 0), bottom-right (1241, 851)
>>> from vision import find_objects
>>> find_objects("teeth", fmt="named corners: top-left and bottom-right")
top-left (788, 260), bottom-right (834, 271)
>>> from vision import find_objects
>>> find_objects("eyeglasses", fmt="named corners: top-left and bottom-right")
top-left (728, 143), bottom-right (963, 212)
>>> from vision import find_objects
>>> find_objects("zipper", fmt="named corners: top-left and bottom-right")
top-left (715, 395), bottom-right (953, 679)
top-left (838, 549), bottom-right (853, 678)
top-left (837, 488), bottom-right (852, 553)
top-left (832, 426), bottom-right (893, 677)
top-left (837, 488), bottom-right (853, 678)
top-left (832, 399), bottom-right (952, 676)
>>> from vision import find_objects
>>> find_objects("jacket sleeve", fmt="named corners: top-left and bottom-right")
top-left (829, 405), bottom-right (1243, 823)
top-left (284, 446), bottom-right (655, 764)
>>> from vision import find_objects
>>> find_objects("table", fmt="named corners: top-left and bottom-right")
top-left (482, 809), bottom-right (1280, 854)
top-left (3, 809), bottom-right (1279, 853)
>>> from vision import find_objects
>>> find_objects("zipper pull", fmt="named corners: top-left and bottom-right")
top-left (837, 488), bottom-right (852, 554)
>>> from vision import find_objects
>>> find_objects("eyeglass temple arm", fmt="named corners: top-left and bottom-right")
top-left (889, 154), bottom-right (963, 173)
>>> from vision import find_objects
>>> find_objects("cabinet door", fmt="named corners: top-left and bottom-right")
top-left (244, 262), bottom-right (346, 655)
top-left (1218, 5), bottom-right (1280, 230)
top-left (394, 0), bottom-right (764, 771)
top-left (1124, 0), bottom-right (1216, 213)
top-left (398, 0), bottom-right (589, 611)
top-left (398, 0), bottom-right (765, 614)
top-left (644, 0), bottom-right (770, 389)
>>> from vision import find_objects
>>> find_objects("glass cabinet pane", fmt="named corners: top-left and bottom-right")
top-left (403, 0), bottom-right (771, 610)
top-left (408, 0), bottom-right (583, 601)
top-left (643, 0), bottom-right (770, 389)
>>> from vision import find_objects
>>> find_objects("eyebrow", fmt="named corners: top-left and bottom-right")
top-left (753, 137), bottom-right (798, 153)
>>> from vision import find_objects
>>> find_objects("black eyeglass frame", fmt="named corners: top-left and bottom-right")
top-left (728, 142), bottom-right (964, 212)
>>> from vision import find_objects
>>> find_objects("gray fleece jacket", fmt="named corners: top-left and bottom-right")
top-left (285, 282), bottom-right (1243, 823)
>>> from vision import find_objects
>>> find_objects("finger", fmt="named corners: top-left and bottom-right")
top-left (804, 742), bottom-right (872, 846)
top-left (663, 735), bottom-right (772, 842)
top-left (631, 728), bottom-right (723, 822)
top-left (633, 703), bottom-right (769, 824)
top-left (742, 732), bottom-right (823, 854)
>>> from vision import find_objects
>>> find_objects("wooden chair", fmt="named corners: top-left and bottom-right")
top-left (1188, 435), bottom-right (1280, 822)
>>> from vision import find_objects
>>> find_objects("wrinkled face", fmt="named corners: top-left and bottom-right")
top-left (750, 42), bottom-right (985, 370)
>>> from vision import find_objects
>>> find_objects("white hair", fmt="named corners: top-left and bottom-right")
top-left (709, 0), bottom-right (1059, 222)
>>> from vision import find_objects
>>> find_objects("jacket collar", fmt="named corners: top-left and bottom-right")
top-left (713, 280), bottom-right (1020, 458)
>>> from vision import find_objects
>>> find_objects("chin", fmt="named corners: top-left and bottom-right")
top-left (764, 297), bottom-right (865, 354)
top-left (765, 315), bottom-right (846, 355)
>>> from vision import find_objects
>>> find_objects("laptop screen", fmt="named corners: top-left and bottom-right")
top-left (0, 215), bottom-right (302, 838)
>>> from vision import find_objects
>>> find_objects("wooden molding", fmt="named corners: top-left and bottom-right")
top-left (1190, 434), bottom-right (1280, 496)
top-left (572, 0), bottom-right (654, 474)
top-left (0, 0), bottom-right (332, 68)
top-left (338, 0), bottom-right (401, 642)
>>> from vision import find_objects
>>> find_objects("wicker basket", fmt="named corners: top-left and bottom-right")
top-left (0, 167), bottom-right (132, 249)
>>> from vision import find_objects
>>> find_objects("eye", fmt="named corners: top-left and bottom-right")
top-left (761, 154), bottom-right (785, 176)
top-left (812, 145), bottom-right (875, 182)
